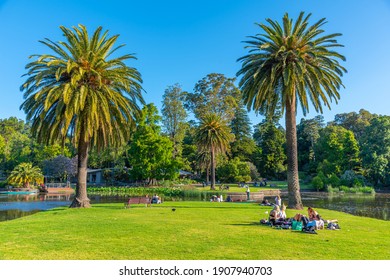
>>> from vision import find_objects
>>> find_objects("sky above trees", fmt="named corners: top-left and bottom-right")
top-left (0, 0), bottom-right (389, 125)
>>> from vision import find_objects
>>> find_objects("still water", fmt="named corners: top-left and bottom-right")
top-left (0, 192), bottom-right (389, 222)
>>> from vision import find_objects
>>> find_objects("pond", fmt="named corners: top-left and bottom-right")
top-left (0, 192), bottom-right (389, 222)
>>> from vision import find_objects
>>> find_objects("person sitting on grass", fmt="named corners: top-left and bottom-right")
top-left (269, 205), bottom-right (280, 226)
top-left (308, 207), bottom-right (338, 229)
top-left (260, 199), bottom-right (272, 206)
top-left (279, 204), bottom-right (287, 220)
top-left (152, 194), bottom-right (161, 204)
top-left (308, 207), bottom-right (321, 220)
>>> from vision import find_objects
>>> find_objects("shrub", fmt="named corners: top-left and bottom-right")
top-left (312, 176), bottom-right (324, 191)
top-left (326, 185), bottom-right (339, 193)
top-left (327, 174), bottom-right (340, 187)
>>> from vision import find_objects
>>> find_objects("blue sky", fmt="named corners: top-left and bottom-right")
top-left (0, 0), bottom-right (389, 127)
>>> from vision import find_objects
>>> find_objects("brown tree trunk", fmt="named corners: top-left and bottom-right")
top-left (70, 131), bottom-right (91, 208)
top-left (210, 146), bottom-right (216, 190)
top-left (285, 94), bottom-right (303, 210)
top-left (206, 167), bottom-right (210, 185)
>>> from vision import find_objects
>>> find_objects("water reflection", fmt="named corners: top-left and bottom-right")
top-left (279, 192), bottom-right (390, 221)
top-left (0, 193), bottom-right (72, 222)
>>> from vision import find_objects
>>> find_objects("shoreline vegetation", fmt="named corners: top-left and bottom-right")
top-left (0, 201), bottom-right (388, 260)
top-left (84, 181), bottom-right (376, 199)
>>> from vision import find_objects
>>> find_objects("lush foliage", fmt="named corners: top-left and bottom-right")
top-left (161, 84), bottom-right (188, 158)
top-left (253, 120), bottom-right (286, 179)
top-left (216, 157), bottom-right (252, 183)
top-left (7, 162), bottom-right (43, 187)
top-left (127, 104), bottom-right (180, 184)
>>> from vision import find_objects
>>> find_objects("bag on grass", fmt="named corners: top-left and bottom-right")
top-left (292, 220), bottom-right (303, 231)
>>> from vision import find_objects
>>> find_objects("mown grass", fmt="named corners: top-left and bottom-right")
top-left (0, 201), bottom-right (388, 260)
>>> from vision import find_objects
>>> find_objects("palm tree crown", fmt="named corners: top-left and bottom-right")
top-left (237, 12), bottom-right (346, 209)
top-left (21, 24), bottom-right (144, 150)
top-left (8, 162), bottom-right (43, 188)
top-left (237, 12), bottom-right (346, 116)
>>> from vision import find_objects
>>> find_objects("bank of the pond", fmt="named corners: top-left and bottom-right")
top-left (0, 201), bottom-right (389, 260)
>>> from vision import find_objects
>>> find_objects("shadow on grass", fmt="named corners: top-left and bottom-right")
top-left (229, 222), bottom-right (261, 227)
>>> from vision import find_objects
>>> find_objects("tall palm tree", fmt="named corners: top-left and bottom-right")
top-left (8, 162), bottom-right (43, 188)
top-left (195, 113), bottom-right (234, 190)
top-left (196, 150), bottom-right (211, 185)
top-left (20, 25), bottom-right (144, 208)
top-left (237, 12), bottom-right (346, 209)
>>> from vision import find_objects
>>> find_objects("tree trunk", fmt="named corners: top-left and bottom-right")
top-left (210, 146), bottom-right (216, 190)
top-left (206, 167), bottom-right (210, 185)
top-left (285, 95), bottom-right (303, 210)
top-left (70, 132), bottom-right (91, 208)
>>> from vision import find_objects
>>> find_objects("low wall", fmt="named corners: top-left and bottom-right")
top-left (226, 189), bottom-right (280, 202)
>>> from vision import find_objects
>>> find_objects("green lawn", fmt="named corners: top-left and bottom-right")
top-left (0, 201), bottom-right (389, 260)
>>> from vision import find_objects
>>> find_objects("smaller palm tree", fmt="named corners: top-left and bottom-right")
top-left (8, 162), bottom-right (44, 188)
top-left (195, 113), bottom-right (234, 189)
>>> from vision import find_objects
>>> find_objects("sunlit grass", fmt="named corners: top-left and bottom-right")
top-left (0, 201), bottom-right (388, 260)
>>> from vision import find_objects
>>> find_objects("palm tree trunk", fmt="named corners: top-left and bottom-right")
top-left (285, 94), bottom-right (303, 210)
top-left (210, 146), bottom-right (216, 190)
top-left (70, 131), bottom-right (91, 208)
top-left (206, 167), bottom-right (210, 185)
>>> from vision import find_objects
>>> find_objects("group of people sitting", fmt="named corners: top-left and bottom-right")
top-left (151, 194), bottom-right (162, 204)
top-left (261, 198), bottom-right (339, 233)
top-left (210, 195), bottom-right (223, 202)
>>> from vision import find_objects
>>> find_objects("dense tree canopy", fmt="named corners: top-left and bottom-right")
top-left (127, 104), bottom-right (180, 184)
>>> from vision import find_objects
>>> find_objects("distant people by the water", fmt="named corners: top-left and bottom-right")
top-left (210, 195), bottom-right (221, 202)
top-left (260, 199), bottom-right (272, 206)
top-left (151, 194), bottom-right (161, 204)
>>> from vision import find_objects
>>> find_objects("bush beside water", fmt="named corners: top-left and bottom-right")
top-left (327, 185), bottom-right (375, 194)
top-left (86, 185), bottom-right (225, 201)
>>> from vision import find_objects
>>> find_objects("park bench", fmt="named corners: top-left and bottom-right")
top-left (124, 196), bottom-right (151, 208)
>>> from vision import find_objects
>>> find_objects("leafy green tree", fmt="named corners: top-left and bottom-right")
top-left (331, 109), bottom-right (376, 142)
top-left (7, 162), bottom-right (43, 188)
top-left (0, 118), bottom-right (34, 172)
top-left (161, 84), bottom-right (188, 158)
top-left (253, 121), bottom-right (287, 179)
top-left (315, 125), bottom-right (361, 175)
top-left (230, 104), bottom-right (257, 161)
top-left (181, 120), bottom-right (198, 173)
top-left (33, 143), bottom-right (72, 164)
top-left (360, 116), bottom-right (390, 186)
top-left (185, 73), bottom-right (241, 121)
top-left (237, 12), bottom-right (346, 209)
top-left (20, 25), bottom-right (144, 207)
top-left (195, 113), bottom-right (234, 189)
top-left (217, 158), bottom-right (251, 183)
top-left (297, 116), bottom-right (324, 172)
top-left (127, 104), bottom-right (180, 184)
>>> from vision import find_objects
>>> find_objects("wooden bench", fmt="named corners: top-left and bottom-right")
top-left (124, 197), bottom-right (151, 208)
